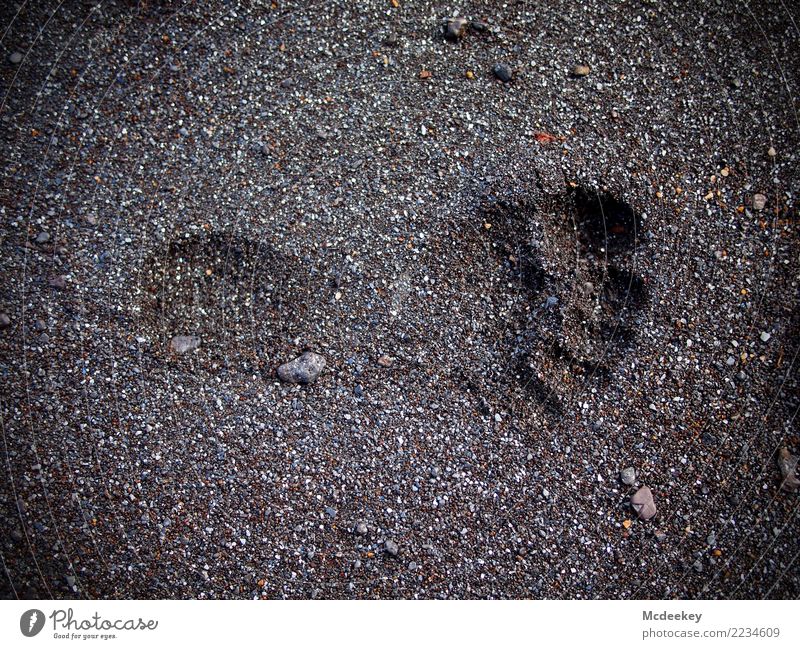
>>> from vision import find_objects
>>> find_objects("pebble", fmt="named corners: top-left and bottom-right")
top-left (353, 384), bottom-right (364, 397)
top-left (445, 17), bottom-right (468, 41)
top-left (620, 467), bottom-right (636, 486)
top-left (777, 447), bottom-right (799, 492)
top-left (355, 522), bottom-right (368, 535)
top-left (169, 335), bottom-right (201, 354)
top-left (767, 146), bottom-right (776, 157)
top-left (760, 331), bottom-right (771, 342)
top-left (654, 529), bottom-right (667, 542)
top-left (277, 351), bottom-right (326, 384)
top-left (377, 355), bottom-right (393, 368)
top-left (752, 193), bottom-right (767, 211)
top-left (48, 275), bottom-right (66, 290)
top-left (572, 64), bottom-right (591, 77)
top-left (0, 313), bottom-right (10, 329)
top-left (630, 486), bottom-right (656, 520)
top-left (8, 51), bottom-right (22, 64)
top-left (385, 540), bottom-right (399, 556)
top-left (492, 63), bottom-right (513, 82)
top-left (35, 232), bottom-right (50, 244)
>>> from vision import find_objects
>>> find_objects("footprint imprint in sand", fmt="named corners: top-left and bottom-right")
top-left (136, 228), bottom-right (309, 369)
top-left (483, 182), bottom-right (649, 416)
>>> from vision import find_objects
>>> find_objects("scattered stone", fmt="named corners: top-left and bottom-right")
top-left (654, 529), bottom-right (667, 542)
top-left (760, 331), bottom-right (771, 342)
top-left (353, 384), bottom-right (364, 397)
top-left (377, 355), bottom-right (393, 368)
top-left (470, 19), bottom-right (488, 32)
top-left (8, 51), bottom-right (22, 65)
top-left (355, 522), bottom-right (368, 535)
top-left (620, 467), bottom-right (636, 486)
top-left (445, 17), bottom-right (468, 41)
top-left (35, 232), bottom-right (50, 244)
top-left (692, 559), bottom-right (704, 573)
top-left (280, 78), bottom-right (294, 89)
top-left (492, 63), bottom-right (513, 82)
top-left (0, 313), bottom-right (10, 329)
top-left (66, 575), bottom-right (76, 590)
top-left (631, 486), bottom-right (656, 520)
top-left (385, 539), bottom-right (399, 556)
top-left (777, 448), bottom-right (800, 492)
top-left (48, 275), bottom-right (66, 290)
top-left (572, 64), bottom-right (591, 77)
top-left (277, 351), bottom-right (326, 384)
top-left (169, 335), bottom-right (201, 354)
top-left (752, 193), bottom-right (767, 211)
top-left (767, 146), bottom-right (776, 157)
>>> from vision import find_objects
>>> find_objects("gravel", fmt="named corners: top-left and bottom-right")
top-left (0, 0), bottom-right (797, 602)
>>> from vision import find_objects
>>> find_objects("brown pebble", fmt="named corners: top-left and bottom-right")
top-left (377, 355), bottom-right (393, 368)
top-left (778, 448), bottom-right (799, 492)
top-left (572, 64), bottom-right (591, 77)
top-left (48, 275), bottom-right (67, 290)
top-left (631, 486), bottom-right (657, 520)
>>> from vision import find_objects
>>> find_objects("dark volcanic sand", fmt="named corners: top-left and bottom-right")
top-left (1, 0), bottom-right (798, 599)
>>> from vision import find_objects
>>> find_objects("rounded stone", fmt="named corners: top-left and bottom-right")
top-left (492, 63), bottom-right (513, 82)
top-left (277, 351), bottom-right (326, 384)
top-left (169, 335), bottom-right (201, 354)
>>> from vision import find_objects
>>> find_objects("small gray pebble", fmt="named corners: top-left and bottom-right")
top-left (8, 51), bottom-right (22, 64)
top-left (620, 467), bottom-right (636, 486)
top-left (385, 539), bottom-right (399, 556)
top-left (277, 351), bottom-right (326, 384)
top-left (355, 522), bottom-right (368, 535)
top-left (169, 335), bottom-right (201, 354)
